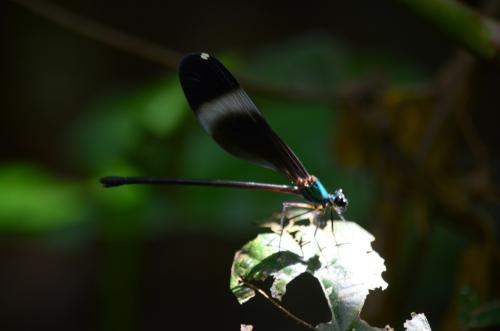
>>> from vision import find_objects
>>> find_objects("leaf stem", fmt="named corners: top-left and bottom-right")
top-left (240, 280), bottom-right (315, 330)
top-left (395, 0), bottom-right (500, 62)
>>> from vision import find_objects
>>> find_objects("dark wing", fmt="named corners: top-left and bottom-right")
top-left (179, 52), bottom-right (310, 183)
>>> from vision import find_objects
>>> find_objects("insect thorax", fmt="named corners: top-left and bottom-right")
top-left (300, 176), bottom-right (331, 204)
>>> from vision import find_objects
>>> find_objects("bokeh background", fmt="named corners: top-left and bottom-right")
top-left (1, 0), bottom-right (499, 330)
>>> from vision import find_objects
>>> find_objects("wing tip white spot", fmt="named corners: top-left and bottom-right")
top-left (200, 53), bottom-right (210, 60)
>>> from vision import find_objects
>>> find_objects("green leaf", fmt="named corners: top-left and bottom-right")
top-left (230, 218), bottom-right (388, 330)
top-left (318, 319), bottom-right (382, 331)
top-left (467, 302), bottom-right (500, 328)
top-left (0, 164), bottom-right (86, 233)
top-left (138, 77), bottom-right (187, 137)
top-left (403, 313), bottom-right (432, 331)
top-left (244, 34), bottom-right (428, 90)
top-left (460, 287), bottom-right (500, 328)
top-left (70, 102), bottom-right (140, 171)
top-left (71, 76), bottom-right (187, 171)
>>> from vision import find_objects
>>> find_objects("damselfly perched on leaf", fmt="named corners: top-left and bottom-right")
top-left (101, 52), bottom-right (348, 228)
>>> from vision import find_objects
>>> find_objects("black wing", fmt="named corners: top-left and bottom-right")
top-left (179, 52), bottom-right (310, 183)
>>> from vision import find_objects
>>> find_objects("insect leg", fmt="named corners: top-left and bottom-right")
top-left (329, 205), bottom-right (339, 247)
top-left (278, 202), bottom-right (316, 251)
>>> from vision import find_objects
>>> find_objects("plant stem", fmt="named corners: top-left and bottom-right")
top-left (9, 0), bottom-right (182, 69)
top-left (241, 280), bottom-right (315, 330)
top-left (8, 0), bottom-right (344, 104)
top-left (395, 0), bottom-right (500, 62)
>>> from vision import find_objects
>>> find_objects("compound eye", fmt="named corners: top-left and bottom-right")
top-left (334, 196), bottom-right (348, 209)
top-left (332, 190), bottom-right (348, 211)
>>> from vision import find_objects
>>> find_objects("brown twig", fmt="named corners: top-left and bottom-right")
top-left (414, 0), bottom-right (500, 166)
top-left (455, 102), bottom-right (489, 168)
top-left (414, 1), bottom-right (498, 207)
top-left (9, 0), bottom-right (346, 104)
top-left (415, 50), bottom-right (477, 165)
top-left (9, 0), bottom-right (183, 69)
top-left (240, 280), bottom-right (315, 330)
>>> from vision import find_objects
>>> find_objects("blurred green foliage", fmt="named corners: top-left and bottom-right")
top-left (0, 164), bottom-right (87, 233)
top-left (244, 35), bottom-right (428, 87)
top-left (3, 0), bottom-right (500, 330)
top-left (1, 35), bottom-right (429, 236)
top-left (460, 287), bottom-right (500, 328)
top-left (71, 77), bottom-right (187, 172)
top-left (4, 30), bottom-right (495, 331)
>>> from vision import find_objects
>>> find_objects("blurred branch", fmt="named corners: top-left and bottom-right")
top-left (9, 0), bottom-right (348, 104)
top-left (395, 0), bottom-right (500, 63)
top-left (9, 0), bottom-right (183, 69)
top-left (415, 50), bottom-right (476, 165)
top-left (414, 0), bottom-right (500, 207)
top-left (456, 104), bottom-right (488, 167)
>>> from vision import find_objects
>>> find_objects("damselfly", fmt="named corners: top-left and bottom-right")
top-left (101, 52), bottom-right (348, 230)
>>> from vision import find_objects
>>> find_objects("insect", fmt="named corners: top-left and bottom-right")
top-left (101, 52), bottom-right (348, 230)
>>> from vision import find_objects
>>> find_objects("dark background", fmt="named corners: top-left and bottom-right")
top-left (1, 1), bottom-right (499, 330)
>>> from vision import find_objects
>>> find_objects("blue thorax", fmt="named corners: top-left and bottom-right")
top-left (301, 178), bottom-right (331, 204)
